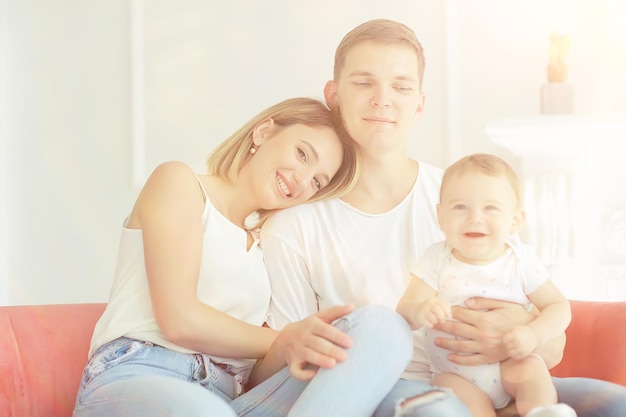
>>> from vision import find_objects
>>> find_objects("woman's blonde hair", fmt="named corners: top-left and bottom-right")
top-left (333, 19), bottom-right (426, 90)
top-left (207, 97), bottom-right (360, 227)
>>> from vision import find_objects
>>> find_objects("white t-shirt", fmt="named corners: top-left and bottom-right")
top-left (261, 160), bottom-right (444, 380)
top-left (90, 178), bottom-right (270, 381)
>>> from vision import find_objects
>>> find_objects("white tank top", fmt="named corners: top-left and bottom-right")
top-left (89, 176), bottom-right (270, 378)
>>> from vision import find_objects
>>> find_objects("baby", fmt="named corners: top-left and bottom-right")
top-left (397, 153), bottom-right (575, 417)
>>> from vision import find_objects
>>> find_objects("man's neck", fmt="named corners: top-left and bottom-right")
top-left (341, 155), bottom-right (418, 214)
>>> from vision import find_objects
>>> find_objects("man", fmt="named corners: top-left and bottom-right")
top-left (262, 19), bottom-right (626, 417)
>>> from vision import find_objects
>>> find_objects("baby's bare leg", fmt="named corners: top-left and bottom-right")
top-left (433, 372), bottom-right (496, 417)
top-left (501, 355), bottom-right (557, 417)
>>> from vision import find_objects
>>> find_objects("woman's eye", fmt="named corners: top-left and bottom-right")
top-left (297, 147), bottom-right (307, 162)
top-left (485, 205), bottom-right (498, 211)
top-left (314, 177), bottom-right (322, 190)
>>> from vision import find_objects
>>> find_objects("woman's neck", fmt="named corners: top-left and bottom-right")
top-left (201, 175), bottom-right (256, 228)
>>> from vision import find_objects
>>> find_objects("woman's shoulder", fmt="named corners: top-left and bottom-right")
top-left (148, 160), bottom-right (197, 181)
top-left (140, 161), bottom-right (201, 195)
top-left (129, 161), bottom-right (204, 228)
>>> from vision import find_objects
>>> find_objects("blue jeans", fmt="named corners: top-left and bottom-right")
top-left (369, 377), bottom-right (626, 417)
top-left (373, 378), bottom-right (471, 417)
top-left (553, 377), bottom-right (626, 417)
top-left (74, 305), bottom-right (413, 417)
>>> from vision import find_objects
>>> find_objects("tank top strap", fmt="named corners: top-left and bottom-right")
top-left (195, 175), bottom-right (211, 227)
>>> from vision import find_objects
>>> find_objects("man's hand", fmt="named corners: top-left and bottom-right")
top-left (274, 304), bottom-right (354, 381)
top-left (434, 297), bottom-right (534, 366)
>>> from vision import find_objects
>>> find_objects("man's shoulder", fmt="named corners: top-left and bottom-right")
top-left (263, 198), bottom-right (339, 235)
top-left (417, 160), bottom-right (444, 182)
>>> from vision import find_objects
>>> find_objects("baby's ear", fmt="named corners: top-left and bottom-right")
top-left (511, 208), bottom-right (526, 234)
top-left (436, 203), bottom-right (444, 231)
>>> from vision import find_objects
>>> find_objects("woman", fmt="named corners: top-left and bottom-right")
top-left (73, 97), bottom-right (412, 417)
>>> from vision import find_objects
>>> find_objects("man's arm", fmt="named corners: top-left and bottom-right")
top-left (261, 212), bottom-right (321, 329)
top-left (434, 297), bottom-right (565, 367)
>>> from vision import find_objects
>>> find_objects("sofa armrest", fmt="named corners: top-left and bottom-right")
top-left (550, 300), bottom-right (626, 386)
top-left (0, 303), bottom-right (106, 417)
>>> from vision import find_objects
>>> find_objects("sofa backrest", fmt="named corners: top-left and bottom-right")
top-left (550, 300), bottom-right (626, 385)
top-left (0, 303), bottom-right (106, 417)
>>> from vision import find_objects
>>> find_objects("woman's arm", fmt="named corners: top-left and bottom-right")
top-left (434, 297), bottom-right (565, 366)
top-left (133, 161), bottom-right (276, 358)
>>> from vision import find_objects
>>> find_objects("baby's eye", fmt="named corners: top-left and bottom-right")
top-left (314, 177), bottom-right (322, 190)
top-left (453, 204), bottom-right (467, 210)
top-left (485, 205), bottom-right (499, 211)
top-left (297, 147), bottom-right (308, 162)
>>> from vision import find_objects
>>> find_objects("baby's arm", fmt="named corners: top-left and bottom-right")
top-left (397, 274), bottom-right (452, 330)
top-left (502, 280), bottom-right (571, 360)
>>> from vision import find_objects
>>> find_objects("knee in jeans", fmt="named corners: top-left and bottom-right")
top-left (356, 305), bottom-right (412, 337)
top-left (393, 388), bottom-right (453, 417)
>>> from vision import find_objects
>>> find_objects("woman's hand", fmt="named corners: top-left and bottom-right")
top-left (434, 297), bottom-right (534, 366)
top-left (249, 304), bottom-right (354, 386)
top-left (278, 304), bottom-right (354, 380)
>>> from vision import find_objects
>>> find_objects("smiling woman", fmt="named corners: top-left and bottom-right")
top-left (205, 97), bottom-right (360, 228)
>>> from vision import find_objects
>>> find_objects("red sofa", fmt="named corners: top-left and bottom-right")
top-left (1, 300), bottom-right (625, 417)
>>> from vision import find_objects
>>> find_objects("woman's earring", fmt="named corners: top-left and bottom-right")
top-left (249, 145), bottom-right (257, 154)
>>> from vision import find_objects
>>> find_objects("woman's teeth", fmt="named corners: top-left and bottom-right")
top-left (277, 177), bottom-right (291, 197)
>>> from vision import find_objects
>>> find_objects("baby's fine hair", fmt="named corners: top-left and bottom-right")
top-left (441, 153), bottom-right (522, 206)
top-left (333, 19), bottom-right (426, 89)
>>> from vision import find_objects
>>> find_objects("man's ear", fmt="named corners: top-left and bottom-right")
top-left (252, 118), bottom-right (274, 146)
top-left (511, 208), bottom-right (526, 234)
top-left (413, 93), bottom-right (426, 122)
top-left (323, 80), bottom-right (338, 109)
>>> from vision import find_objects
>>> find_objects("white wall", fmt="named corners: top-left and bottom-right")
top-left (3, 0), bottom-right (625, 305)
top-left (1, 0), bottom-right (8, 304)
top-left (133, 0), bottom-right (447, 185)
top-left (6, 0), bottom-right (135, 305)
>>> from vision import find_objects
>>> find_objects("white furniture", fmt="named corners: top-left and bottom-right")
top-left (485, 114), bottom-right (626, 301)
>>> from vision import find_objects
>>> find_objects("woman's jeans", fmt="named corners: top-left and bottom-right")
top-left (73, 305), bottom-right (413, 417)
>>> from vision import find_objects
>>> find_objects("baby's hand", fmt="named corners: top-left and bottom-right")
top-left (502, 325), bottom-right (538, 359)
top-left (416, 297), bottom-right (452, 328)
